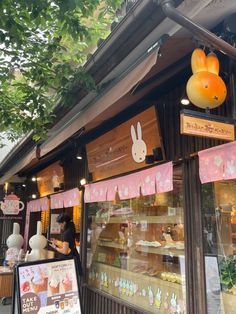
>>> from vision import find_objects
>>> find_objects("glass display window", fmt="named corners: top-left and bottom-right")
top-left (86, 168), bottom-right (186, 313)
top-left (202, 179), bottom-right (236, 314)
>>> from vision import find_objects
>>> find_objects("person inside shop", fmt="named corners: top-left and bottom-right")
top-left (50, 213), bottom-right (82, 276)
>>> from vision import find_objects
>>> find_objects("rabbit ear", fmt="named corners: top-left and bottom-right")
top-left (36, 221), bottom-right (42, 235)
top-left (131, 125), bottom-right (137, 143)
top-left (13, 223), bottom-right (20, 234)
top-left (191, 48), bottom-right (207, 74)
top-left (206, 52), bottom-right (219, 75)
top-left (137, 122), bottom-right (142, 140)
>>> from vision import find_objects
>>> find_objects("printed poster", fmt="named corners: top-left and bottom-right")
top-left (18, 259), bottom-right (81, 314)
top-left (50, 214), bottom-right (61, 234)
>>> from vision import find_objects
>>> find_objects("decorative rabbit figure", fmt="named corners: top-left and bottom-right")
top-left (170, 293), bottom-right (177, 314)
top-left (130, 122), bottom-right (147, 163)
top-left (6, 222), bottom-right (24, 262)
top-left (155, 288), bottom-right (162, 309)
top-left (148, 286), bottom-right (154, 306)
top-left (186, 48), bottom-right (227, 109)
top-left (25, 221), bottom-right (47, 261)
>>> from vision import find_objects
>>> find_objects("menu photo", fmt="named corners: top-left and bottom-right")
top-left (17, 258), bottom-right (81, 314)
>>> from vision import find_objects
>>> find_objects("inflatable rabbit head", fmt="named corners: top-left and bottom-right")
top-left (131, 122), bottom-right (147, 163)
top-left (29, 221), bottom-right (47, 250)
top-left (186, 48), bottom-right (227, 109)
top-left (6, 222), bottom-right (24, 249)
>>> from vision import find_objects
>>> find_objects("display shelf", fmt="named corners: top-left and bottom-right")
top-left (135, 246), bottom-right (185, 257)
top-left (92, 262), bottom-right (182, 290)
top-left (95, 215), bottom-right (183, 224)
top-left (89, 262), bottom-right (185, 314)
top-left (98, 240), bottom-right (127, 250)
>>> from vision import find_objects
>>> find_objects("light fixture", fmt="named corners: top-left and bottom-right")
top-left (31, 194), bottom-right (37, 199)
top-left (76, 147), bottom-right (83, 160)
top-left (4, 182), bottom-right (9, 193)
top-left (32, 177), bottom-right (37, 182)
top-left (80, 178), bottom-right (87, 186)
top-left (181, 98), bottom-right (190, 106)
top-left (22, 184), bottom-right (26, 188)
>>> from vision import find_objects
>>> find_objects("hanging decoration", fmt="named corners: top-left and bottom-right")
top-left (84, 162), bottom-right (173, 203)
top-left (186, 48), bottom-right (227, 109)
top-left (198, 141), bottom-right (236, 183)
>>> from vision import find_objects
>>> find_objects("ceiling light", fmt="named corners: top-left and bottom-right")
top-left (22, 184), bottom-right (26, 187)
top-left (32, 177), bottom-right (37, 182)
top-left (76, 147), bottom-right (83, 160)
top-left (32, 194), bottom-right (37, 199)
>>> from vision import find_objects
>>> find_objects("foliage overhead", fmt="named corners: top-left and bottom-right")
top-left (0, 0), bottom-right (122, 142)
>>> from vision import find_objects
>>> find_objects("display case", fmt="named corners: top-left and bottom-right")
top-left (86, 169), bottom-right (186, 314)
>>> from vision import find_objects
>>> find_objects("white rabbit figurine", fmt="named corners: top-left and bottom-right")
top-left (25, 221), bottom-right (47, 261)
top-left (130, 122), bottom-right (147, 163)
top-left (6, 222), bottom-right (24, 262)
top-left (148, 286), bottom-right (154, 306)
top-left (170, 293), bottom-right (177, 313)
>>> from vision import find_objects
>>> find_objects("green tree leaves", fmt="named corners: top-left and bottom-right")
top-left (0, 0), bottom-right (122, 142)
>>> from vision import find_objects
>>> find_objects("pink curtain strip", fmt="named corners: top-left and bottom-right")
top-left (50, 188), bottom-right (81, 209)
top-left (27, 197), bottom-right (49, 212)
top-left (84, 162), bottom-right (173, 203)
top-left (198, 141), bottom-right (236, 184)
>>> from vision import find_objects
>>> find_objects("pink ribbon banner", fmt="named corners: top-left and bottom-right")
top-left (84, 162), bottom-right (173, 203)
top-left (198, 141), bottom-right (236, 184)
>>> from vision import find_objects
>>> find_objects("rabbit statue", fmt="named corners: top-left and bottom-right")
top-left (130, 122), bottom-right (147, 163)
top-left (186, 48), bottom-right (227, 109)
top-left (5, 222), bottom-right (24, 263)
top-left (25, 221), bottom-right (47, 261)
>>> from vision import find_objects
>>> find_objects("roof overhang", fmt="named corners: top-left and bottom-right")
top-left (1, 0), bottom-right (235, 183)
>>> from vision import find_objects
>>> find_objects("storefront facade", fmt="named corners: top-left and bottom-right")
top-left (77, 53), bottom-right (236, 314)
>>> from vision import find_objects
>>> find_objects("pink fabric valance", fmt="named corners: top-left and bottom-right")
top-left (27, 197), bottom-right (49, 212)
top-left (84, 162), bottom-right (173, 203)
top-left (198, 141), bottom-right (236, 183)
top-left (50, 188), bottom-right (81, 209)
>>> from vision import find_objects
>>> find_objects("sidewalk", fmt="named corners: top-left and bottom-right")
top-left (0, 303), bottom-right (11, 314)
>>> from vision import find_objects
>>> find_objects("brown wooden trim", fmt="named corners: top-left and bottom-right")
top-left (82, 284), bottom-right (145, 314)
top-left (183, 158), bottom-right (207, 314)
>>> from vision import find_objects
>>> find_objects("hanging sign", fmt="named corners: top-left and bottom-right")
top-left (180, 110), bottom-right (235, 141)
top-left (0, 193), bottom-right (24, 215)
top-left (86, 106), bottom-right (164, 181)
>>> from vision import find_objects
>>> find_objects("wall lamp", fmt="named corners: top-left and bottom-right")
top-left (76, 147), bottom-right (83, 160)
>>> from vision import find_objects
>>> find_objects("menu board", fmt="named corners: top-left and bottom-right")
top-left (14, 258), bottom-right (82, 314)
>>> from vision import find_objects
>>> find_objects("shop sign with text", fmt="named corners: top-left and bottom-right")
top-left (180, 113), bottom-right (235, 141)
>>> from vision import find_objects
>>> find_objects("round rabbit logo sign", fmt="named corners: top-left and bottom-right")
top-left (186, 48), bottom-right (227, 109)
top-left (130, 122), bottom-right (147, 163)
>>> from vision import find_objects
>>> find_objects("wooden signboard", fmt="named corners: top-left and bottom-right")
top-left (180, 111), bottom-right (235, 141)
top-left (37, 161), bottom-right (64, 197)
top-left (86, 106), bottom-right (164, 181)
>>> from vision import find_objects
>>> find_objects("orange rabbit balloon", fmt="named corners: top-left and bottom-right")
top-left (186, 48), bottom-right (227, 109)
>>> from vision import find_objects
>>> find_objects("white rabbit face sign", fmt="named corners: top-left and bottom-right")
top-left (131, 122), bottom-right (147, 163)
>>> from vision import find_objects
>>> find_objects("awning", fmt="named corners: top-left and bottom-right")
top-left (198, 141), bottom-right (236, 183)
top-left (40, 50), bottom-right (159, 157)
top-left (84, 162), bottom-right (173, 203)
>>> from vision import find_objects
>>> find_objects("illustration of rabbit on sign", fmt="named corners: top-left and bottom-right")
top-left (130, 122), bottom-right (147, 163)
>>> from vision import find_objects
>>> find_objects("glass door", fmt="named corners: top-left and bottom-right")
top-left (202, 179), bottom-right (236, 314)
